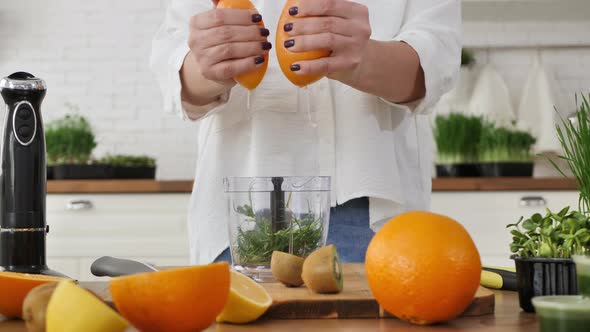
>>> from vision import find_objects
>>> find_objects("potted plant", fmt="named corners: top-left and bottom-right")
top-left (478, 124), bottom-right (536, 177)
top-left (99, 154), bottom-right (157, 179)
top-left (434, 113), bottom-right (483, 177)
top-left (45, 115), bottom-right (112, 179)
top-left (508, 207), bottom-right (588, 312)
top-left (508, 94), bottom-right (590, 312)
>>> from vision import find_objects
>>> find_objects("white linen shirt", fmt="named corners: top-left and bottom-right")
top-left (151, 0), bottom-right (461, 264)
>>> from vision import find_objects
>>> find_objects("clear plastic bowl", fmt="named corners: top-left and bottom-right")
top-left (532, 295), bottom-right (590, 332)
top-left (573, 255), bottom-right (590, 297)
top-left (224, 176), bottom-right (330, 282)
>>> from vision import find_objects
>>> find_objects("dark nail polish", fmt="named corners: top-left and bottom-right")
top-left (255, 56), bottom-right (265, 65)
top-left (284, 23), bottom-right (293, 32)
top-left (262, 42), bottom-right (273, 50)
top-left (289, 6), bottom-right (299, 16)
top-left (284, 39), bottom-right (295, 48)
top-left (260, 28), bottom-right (270, 37)
top-left (252, 14), bottom-right (262, 23)
top-left (290, 64), bottom-right (301, 71)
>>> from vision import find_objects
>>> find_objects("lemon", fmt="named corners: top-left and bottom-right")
top-left (216, 270), bottom-right (273, 324)
top-left (46, 281), bottom-right (130, 332)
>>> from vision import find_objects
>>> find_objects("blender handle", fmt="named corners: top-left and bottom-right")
top-left (66, 199), bottom-right (93, 211)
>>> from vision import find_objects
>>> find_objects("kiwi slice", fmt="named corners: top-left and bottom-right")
top-left (301, 245), bottom-right (343, 294)
top-left (271, 251), bottom-right (305, 287)
top-left (22, 283), bottom-right (58, 332)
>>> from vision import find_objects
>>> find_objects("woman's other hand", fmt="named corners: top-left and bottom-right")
top-left (282, 0), bottom-right (371, 82)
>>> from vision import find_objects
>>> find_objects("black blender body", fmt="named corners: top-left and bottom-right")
top-left (0, 72), bottom-right (66, 277)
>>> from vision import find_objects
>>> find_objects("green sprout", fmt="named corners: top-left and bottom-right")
top-left (479, 124), bottom-right (536, 162)
top-left (434, 113), bottom-right (483, 164)
top-left (507, 207), bottom-right (590, 258)
top-left (549, 94), bottom-right (590, 214)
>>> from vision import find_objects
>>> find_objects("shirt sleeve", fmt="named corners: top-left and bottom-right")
top-left (382, 0), bottom-right (462, 115)
top-left (150, 0), bottom-right (230, 121)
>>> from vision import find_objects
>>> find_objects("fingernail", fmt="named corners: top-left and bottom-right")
top-left (260, 28), bottom-right (270, 37)
top-left (252, 14), bottom-right (262, 23)
top-left (290, 64), bottom-right (301, 71)
top-left (255, 56), bottom-right (265, 65)
top-left (289, 6), bottom-right (298, 16)
top-left (284, 39), bottom-right (295, 48)
top-left (262, 42), bottom-right (273, 50)
top-left (284, 23), bottom-right (293, 32)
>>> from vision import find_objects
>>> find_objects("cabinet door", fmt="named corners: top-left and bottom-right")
top-left (45, 194), bottom-right (190, 258)
top-left (431, 191), bottom-right (579, 266)
top-left (46, 257), bottom-right (81, 280)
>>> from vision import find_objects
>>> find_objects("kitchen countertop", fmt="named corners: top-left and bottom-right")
top-left (0, 289), bottom-right (538, 331)
top-left (46, 177), bottom-right (577, 194)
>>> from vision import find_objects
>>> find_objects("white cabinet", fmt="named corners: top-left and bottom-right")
top-left (431, 191), bottom-right (579, 267)
top-left (45, 193), bottom-right (191, 281)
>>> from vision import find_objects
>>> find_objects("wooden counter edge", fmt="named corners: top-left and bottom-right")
top-left (432, 177), bottom-right (577, 191)
top-left (47, 180), bottom-right (193, 194)
top-left (46, 178), bottom-right (577, 194)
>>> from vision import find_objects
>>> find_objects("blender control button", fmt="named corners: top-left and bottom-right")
top-left (18, 125), bottom-right (32, 137)
top-left (18, 107), bottom-right (32, 120)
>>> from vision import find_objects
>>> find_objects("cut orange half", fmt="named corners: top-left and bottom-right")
top-left (0, 271), bottom-right (67, 318)
top-left (110, 262), bottom-right (230, 332)
top-left (217, 0), bottom-right (268, 90)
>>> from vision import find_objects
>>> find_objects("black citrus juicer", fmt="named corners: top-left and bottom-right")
top-left (0, 72), bottom-right (67, 277)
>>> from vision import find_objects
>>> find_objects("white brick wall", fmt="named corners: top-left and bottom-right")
top-left (0, 0), bottom-right (196, 180)
top-left (0, 1), bottom-right (588, 179)
top-left (463, 20), bottom-right (590, 115)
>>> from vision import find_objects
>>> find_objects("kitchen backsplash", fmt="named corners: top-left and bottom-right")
top-left (0, 1), bottom-right (589, 179)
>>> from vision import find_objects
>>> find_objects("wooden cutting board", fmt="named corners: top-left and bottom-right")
top-left (87, 263), bottom-right (494, 320)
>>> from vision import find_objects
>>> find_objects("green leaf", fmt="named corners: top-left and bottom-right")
top-left (531, 213), bottom-right (543, 224)
top-left (542, 217), bottom-right (553, 228)
top-left (559, 234), bottom-right (575, 240)
top-left (522, 219), bottom-right (536, 231)
top-left (542, 226), bottom-right (554, 236)
top-left (557, 206), bottom-right (570, 217)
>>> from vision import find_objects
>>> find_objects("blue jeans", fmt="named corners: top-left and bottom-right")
top-left (215, 197), bottom-right (374, 263)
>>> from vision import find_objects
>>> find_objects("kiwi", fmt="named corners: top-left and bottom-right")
top-left (301, 245), bottom-right (343, 294)
top-left (271, 251), bottom-right (305, 287)
top-left (22, 283), bottom-right (58, 332)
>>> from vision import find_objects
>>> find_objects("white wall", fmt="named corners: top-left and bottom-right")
top-left (0, 0), bottom-right (196, 180)
top-left (0, 1), bottom-right (588, 179)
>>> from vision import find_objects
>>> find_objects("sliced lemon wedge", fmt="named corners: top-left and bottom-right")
top-left (46, 281), bottom-right (130, 332)
top-left (216, 270), bottom-right (273, 324)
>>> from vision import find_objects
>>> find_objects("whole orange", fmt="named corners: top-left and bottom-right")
top-left (365, 211), bottom-right (481, 325)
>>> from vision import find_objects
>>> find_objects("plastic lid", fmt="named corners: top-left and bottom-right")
top-left (532, 296), bottom-right (590, 319)
top-left (224, 176), bottom-right (330, 193)
top-left (573, 255), bottom-right (590, 274)
top-left (0, 72), bottom-right (46, 91)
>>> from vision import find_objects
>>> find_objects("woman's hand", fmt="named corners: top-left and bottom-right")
top-left (282, 0), bottom-right (372, 82)
top-left (188, 8), bottom-right (272, 85)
